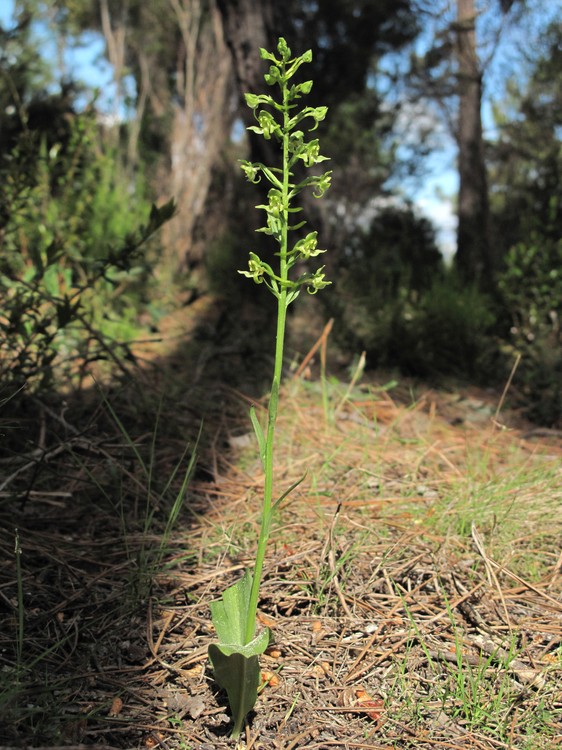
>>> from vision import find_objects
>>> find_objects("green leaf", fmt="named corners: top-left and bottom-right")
top-left (146, 198), bottom-right (176, 235)
top-left (210, 627), bottom-right (270, 659)
top-left (209, 571), bottom-right (271, 738)
top-left (43, 264), bottom-right (60, 297)
top-left (207, 647), bottom-right (262, 738)
top-left (250, 405), bottom-right (266, 469)
top-left (210, 570), bottom-right (253, 647)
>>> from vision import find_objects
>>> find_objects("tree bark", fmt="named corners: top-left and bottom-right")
top-left (216, 0), bottom-right (279, 166)
top-left (162, 0), bottom-right (232, 272)
top-left (216, 0), bottom-right (277, 100)
top-left (454, 0), bottom-right (491, 285)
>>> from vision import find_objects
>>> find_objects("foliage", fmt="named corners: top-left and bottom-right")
top-left (333, 204), bottom-right (455, 373)
top-left (489, 20), bottom-right (562, 424)
top-left (408, 275), bottom-right (496, 379)
top-left (498, 236), bottom-right (562, 425)
top-left (208, 38), bottom-right (331, 738)
top-left (0, 112), bottom-right (174, 392)
top-left (339, 203), bottom-right (442, 303)
top-left (489, 20), bottom-right (561, 265)
top-left (336, 262), bottom-right (496, 381)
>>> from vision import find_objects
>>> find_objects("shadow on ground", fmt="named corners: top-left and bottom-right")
top-left (0, 293), bottom-right (278, 746)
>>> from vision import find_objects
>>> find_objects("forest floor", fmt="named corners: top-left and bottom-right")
top-left (1, 296), bottom-right (561, 750)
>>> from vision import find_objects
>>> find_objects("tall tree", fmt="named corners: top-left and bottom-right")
top-left (410, 0), bottom-right (526, 286)
top-left (489, 19), bottom-right (562, 255)
top-left (455, 0), bottom-right (490, 284)
top-left (163, 0), bottom-right (232, 271)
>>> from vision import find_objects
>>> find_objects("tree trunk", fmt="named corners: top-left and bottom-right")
top-left (99, 0), bottom-right (127, 140)
top-left (454, 0), bottom-right (491, 285)
top-left (216, 0), bottom-right (279, 166)
top-left (162, 0), bottom-right (232, 274)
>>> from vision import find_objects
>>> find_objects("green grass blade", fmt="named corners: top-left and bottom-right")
top-left (272, 472), bottom-right (307, 512)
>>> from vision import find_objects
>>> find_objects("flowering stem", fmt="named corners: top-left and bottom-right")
top-left (234, 37), bottom-right (331, 645)
top-left (244, 71), bottom-right (292, 645)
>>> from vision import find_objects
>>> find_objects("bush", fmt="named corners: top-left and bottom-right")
top-left (337, 203), bottom-right (443, 306)
top-left (334, 264), bottom-right (497, 381)
top-left (408, 276), bottom-right (496, 379)
top-left (0, 115), bottom-right (174, 393)
top-left (332, 205), bottom-right (493, 376)
top-left (498, 235), bottom-right (562, 425)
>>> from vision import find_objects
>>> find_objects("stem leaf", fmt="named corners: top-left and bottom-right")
top-left (272, 472), bottom-right (307, 512)
top-left (250, 405), bottom-right (266, 469)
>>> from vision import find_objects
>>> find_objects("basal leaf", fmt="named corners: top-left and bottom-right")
top-left (207, 648), bottom-right (261, 739)
top-left (211, 627), bottom-right (270, 659)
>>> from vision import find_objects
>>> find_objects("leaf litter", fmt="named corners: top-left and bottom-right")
top-left (0, 308), bottom-right (561, 750)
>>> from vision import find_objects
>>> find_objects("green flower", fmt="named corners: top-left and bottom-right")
top-left (239, 252), bottom-right (266, 284)
top-left (290, 80), bottom-right (313, 99)
top-left (312, 171), bottom-right (332, 198)
top-left (298, 139), bottom-right (328, 167)
top-left (244, 93), bottom-right (276, 110)
top-left (258, 110), bottom-right (279, 139)
top-left (240, 161), bottom-right (260, 183)
top-left (264, 65), bottom-right (282, 86)
top-left (311, 106), bottom-right (328, 126)
top-left (307, 267), bottom-right (331, 294)
top-left (257, 189), bottom-right (283, 219)
top-left (293, 232), bottom-right (325, 260)
top-left (277, 37), bottom-right (292, 61)
top-left (288, 130), bottom-right (305, 156)
top-left (248, 111), bottom-right (281, 140)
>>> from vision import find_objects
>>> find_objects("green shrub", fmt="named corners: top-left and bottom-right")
top-left (0, 115), bottom-right (174, 392)
top-left (331, 204), bottom-right (439, 361)
top-left (332, 207), bottom-right (497, 378)
top-left (498, 235), bottom-right (562, 425)
top-left (409, 276), bottom-right (497, 378)
top-left (335, 266), bottom-right (497, 381)
top-left (338, 203), bottom-right (443, 306)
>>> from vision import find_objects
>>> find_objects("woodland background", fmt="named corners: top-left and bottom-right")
top-left (1, 0), bottom-right (561, 422)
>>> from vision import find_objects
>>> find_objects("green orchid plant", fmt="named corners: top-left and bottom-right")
top-left (207, 37), bottom-right (331, 738)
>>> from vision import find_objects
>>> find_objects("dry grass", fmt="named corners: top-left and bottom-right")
top-left (0, 318), bottom-right (561, 749)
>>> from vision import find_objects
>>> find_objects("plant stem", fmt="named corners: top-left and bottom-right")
top-left (15, 529), bottom-right (24, 670)
top-left (244, 70), bottom-right (291, 645)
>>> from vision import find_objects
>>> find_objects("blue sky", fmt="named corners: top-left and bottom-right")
top-left (0, 0), bottom-right (115, 107)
